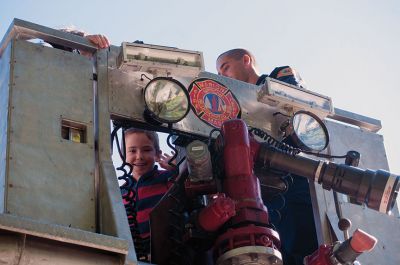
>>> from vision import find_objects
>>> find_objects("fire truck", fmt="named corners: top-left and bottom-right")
top-left (0, 19), bottom-right (398, 265)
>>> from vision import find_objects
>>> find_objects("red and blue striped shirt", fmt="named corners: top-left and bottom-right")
top-left (121, 166), bottom-right (174, 239)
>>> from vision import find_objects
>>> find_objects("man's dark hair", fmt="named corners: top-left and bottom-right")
top-left (217, 48), bottom-right (257, 65)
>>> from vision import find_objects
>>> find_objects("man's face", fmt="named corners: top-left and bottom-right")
top-left (216, 54), bottom-right (249, 82)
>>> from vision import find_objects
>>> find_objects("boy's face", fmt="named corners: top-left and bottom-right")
top-left (125, 132), bottom-right (160, 180)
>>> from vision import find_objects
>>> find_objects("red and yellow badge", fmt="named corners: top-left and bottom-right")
top-left (188, 78), bottom-right (241, 128)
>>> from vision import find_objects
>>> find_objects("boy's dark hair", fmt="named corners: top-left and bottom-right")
top-left (124, 128), bottom-right (161, 152)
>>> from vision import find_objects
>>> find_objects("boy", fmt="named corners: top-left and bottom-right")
top-left (120, 128), bottom-right (176, 261)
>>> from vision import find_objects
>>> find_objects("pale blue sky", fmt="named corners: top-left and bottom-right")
top-left (1, 0), bottom-right (400, 173)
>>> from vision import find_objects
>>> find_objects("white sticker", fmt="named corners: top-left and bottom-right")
top-left (379, 174), bottom-right (396, 213)
top-left (192, 146), bottom-right (204, 151)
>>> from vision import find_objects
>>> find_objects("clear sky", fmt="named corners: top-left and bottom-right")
top-left (1, 0), bottom-right (399, 173)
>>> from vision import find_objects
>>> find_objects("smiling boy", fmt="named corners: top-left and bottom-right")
top-left (120, 128), bottom-right (176, 261)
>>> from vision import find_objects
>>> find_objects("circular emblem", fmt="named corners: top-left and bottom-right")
top-left (188, 78), bottom-right (241, 128)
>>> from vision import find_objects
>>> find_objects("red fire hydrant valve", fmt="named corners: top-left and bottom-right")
top-left (198, 194), bottom-right (236, 232)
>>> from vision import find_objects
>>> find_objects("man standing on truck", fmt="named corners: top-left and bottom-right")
top-left (216, 48), bottom-right (306, 88)
top-left (216, 48), bottom-right (317, 265)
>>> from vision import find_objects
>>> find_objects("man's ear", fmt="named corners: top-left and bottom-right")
top-left (242, 54), bottom-right (252, 67)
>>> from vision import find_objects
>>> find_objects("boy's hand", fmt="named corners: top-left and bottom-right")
top-left (159, 151), bottom-right (176, 171)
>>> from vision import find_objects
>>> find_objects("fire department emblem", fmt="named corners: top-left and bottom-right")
top-left (188, 78), bottom-right (241, 128)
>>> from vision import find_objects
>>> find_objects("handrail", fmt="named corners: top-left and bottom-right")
top-left (329, 107), bottom-right (382, 133)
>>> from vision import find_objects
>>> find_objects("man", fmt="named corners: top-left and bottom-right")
top-left (216, 48), bottom-right (306, 88)
top-left (216, 48), bottom-right (317, 265)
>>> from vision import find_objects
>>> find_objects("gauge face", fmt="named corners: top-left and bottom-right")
top-left (144, 78), bottom-right (190, 123)
top-left (292, 112), bottom-right (329, 151)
